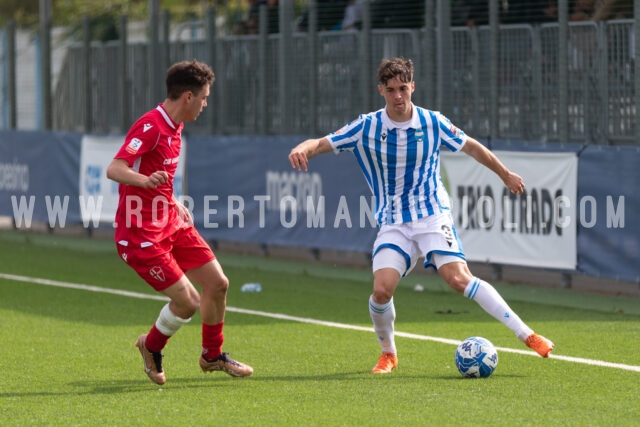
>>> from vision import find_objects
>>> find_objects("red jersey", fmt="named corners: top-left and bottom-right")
top-left (113, 104), bottom-right (186, 246)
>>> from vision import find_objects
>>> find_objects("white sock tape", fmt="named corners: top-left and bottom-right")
top-left (155, 303), bottom-right (191, 336)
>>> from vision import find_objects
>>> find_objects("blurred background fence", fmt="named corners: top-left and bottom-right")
top-left (0, 0), bottom-right (638, 144)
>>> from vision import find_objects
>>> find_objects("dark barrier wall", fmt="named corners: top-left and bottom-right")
top-left (577, 146), bottom-right (639, 283)
top-left (0, 131), bottom-right (637, 283)
top-left (186, 135), bottom-right (377, 252)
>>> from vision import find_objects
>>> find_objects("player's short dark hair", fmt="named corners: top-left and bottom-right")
top-left (165, 60), bottom-right (215, 100)
top-left (377, 57), bottom-right (414, 86)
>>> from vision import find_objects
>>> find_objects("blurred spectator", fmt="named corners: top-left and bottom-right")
top-left (241, 0), bottom-right (260, 34)
top-left (503, 0), bottom-right (557, 24)
top-left (342, 0), bottom-right (363, 30)
top-left (570, 0), bottom-right (596, 21)
top-left (568, 0), bottom-right (632, 22)
top-left (370, 0), bottom-right (425, 29)
top-left (319, 0), bottom-right (349, 30)
top-left (298, 0), bottom-right (349, 32)
top-left (243, 0), bottom-right (279, 34)
top-left (592, 0), bottom-right (633, 20)
top-left (451, 0), bottom-right (489, 27)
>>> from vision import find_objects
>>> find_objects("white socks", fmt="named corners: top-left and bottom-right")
top-left (464, 278), bottom-right (533, 341)
top-left (155, 303), bottom-right (191, 337)
top-left (369, 278), bottom-right (533, 355)
top-left (369, 296), bottom-right (397, 354)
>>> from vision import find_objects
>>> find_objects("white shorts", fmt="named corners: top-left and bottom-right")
top-left (372, 211), bottom-right (466, 276)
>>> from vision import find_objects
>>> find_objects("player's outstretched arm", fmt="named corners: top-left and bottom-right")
top-left (288, 137), bottom-right (332, 172)
top-left (106, 158), bottom-right (169, 189)
top-left (461, 137), bottom-right (525, 195)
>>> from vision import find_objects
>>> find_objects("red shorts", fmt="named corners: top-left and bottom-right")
top-left (116, 225), bottom-right (215, 291)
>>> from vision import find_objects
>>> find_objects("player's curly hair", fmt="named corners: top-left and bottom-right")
top-left (377, 57), bottom-right (414, 86)
top-left (165, 60), bottom-right (216, 100)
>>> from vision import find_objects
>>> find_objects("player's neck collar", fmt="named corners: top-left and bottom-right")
top-left (156, 104), bottom-right (178, 129)
top-left (382, 103), bottom-right (418, 130)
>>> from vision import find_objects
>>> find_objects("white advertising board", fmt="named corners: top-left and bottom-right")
top-left (440, 151), bottom-right (577, 269)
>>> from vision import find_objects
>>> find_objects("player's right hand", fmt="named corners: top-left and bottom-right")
top-left (146, 171), bottom-right (169, 188)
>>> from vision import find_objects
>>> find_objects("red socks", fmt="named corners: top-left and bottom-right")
top-left (145, 324), bottom-right (170, 353)
top-left (144, 321), bottom-right (224, 359)
top-left (202, 322), bottom-right (224, 360)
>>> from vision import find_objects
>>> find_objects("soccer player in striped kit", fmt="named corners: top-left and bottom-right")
top-left (107, 60), bottom-right (252, 384)
top-left (288, 57), bottom-right (554, 374)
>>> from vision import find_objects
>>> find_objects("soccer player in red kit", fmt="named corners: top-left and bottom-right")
top-left (106, 60), bottom-right (253, 385)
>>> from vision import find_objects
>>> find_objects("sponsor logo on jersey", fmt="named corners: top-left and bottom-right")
top-left (163, 156), bottom-right (180, 165)
top-left (149, 266), bottom-right (165, 282)
top-left (143, 123), bottom-right (153, 132)
top-left (125, 138), bottom-right (143, 154)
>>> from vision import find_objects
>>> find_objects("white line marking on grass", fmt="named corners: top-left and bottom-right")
top-left (0, 273), bottom-right (169, 302)
top-left (2, 272), bottom-right (640, 373)
top-left (231, 307), bottom-right (640, 372)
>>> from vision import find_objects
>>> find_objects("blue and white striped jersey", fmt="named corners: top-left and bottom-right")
top-left (326, 105), bottom-right (467, 226)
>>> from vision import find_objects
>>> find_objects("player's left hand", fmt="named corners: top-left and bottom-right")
top-left (175, 201), bottom-right (193, 226)
top-left (289, 149), bottom-right (309, 172)
top-left (504, 171), bottom-right (525, 195)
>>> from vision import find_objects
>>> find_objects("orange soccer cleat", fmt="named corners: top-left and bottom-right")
top-left (525, 333), bottom-right (555, 358)
top-left (372, 352), bottom-right (398, 374)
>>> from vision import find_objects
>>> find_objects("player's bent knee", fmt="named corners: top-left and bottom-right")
top-left (372, 286), bottom-right (394, 304)
top-left (372, 268), bottom-right (401, 303)
top-left (218, 276), bottom-right (230, 292)
top-left (200, 277), bottom-right (229, 297)
top-left (210, 276), bottom-right (229, 294)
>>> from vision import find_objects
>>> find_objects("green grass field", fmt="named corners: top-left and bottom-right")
top-left (1, 230), bottom-right (639, 426)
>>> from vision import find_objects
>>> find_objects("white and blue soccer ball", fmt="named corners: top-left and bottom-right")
top-left (455, 336), bottom-right (498, 378)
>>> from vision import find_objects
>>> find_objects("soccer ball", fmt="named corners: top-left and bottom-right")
top-left (455, 336), bottom-right (498, 378)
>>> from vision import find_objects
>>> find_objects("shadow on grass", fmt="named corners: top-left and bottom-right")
top-left (0, 367), bottom-right (529, 399)
top-left (0, 377), bottom-right (239, 399)
top-left (0, 372), bottom-right (449, 400)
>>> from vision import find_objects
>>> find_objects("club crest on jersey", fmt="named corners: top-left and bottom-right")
top-left (149, 266), bottom-right (165, 282)
top-left (125, 138), bottom-right (143, 154)
top-left (143, 123), bottom-right (153, 132)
